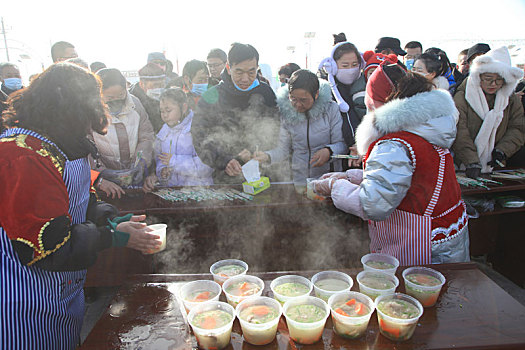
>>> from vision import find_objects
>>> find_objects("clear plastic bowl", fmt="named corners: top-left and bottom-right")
top-left (210, 259), bottom-right (248, 286)
top-left (236, 296), bottom-right (283, 345)
top-left (270, 275), bottom-right (313, 305)
top-left (328, 291), bottom-right (375, 339)
top-left (361, 253), bottom-right (399, 275)
top-left (356, 270), bottom-right (399, 301)
top-left (187, 301), bottom-right (235, 350)
top-left (179, 280), bottom-right (221, 313)
top-left (402, 266), bottom-right (446, 307)
top-left (375, 293), bottom-right (423, 341)
top-left (283, 296), bottom-right (330, 345)
top-left (144, 223), bottom-right (167, 254)
top-left (222, 274), bottom-right (264, 307)
top-left (311, 271), bottom-right (353, 302)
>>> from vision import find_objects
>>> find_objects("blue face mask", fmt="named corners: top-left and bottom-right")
top-left (191, 83), bottom-right (208, 96)
top-left (233, 78), bottom-right (260, 92)
top-left (3, 77), bottom-right (23, 91)
top-left (405, 59), bottom-right (415, 71)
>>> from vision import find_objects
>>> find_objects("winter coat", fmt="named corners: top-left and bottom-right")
top-left (433, 76), bottom-right (450, 91)
top-left (335, 75), bottom-right (367, 147)
top-left (266, 82), bottom-right (347, 186)
top-left (192, 70), bottom-right (281, 184)
top-left (452, 78), bottom-right (525, 167)
top-left (129, 83), bottom-right (163, 133)
top-left (91, 93), bottom-right (154, 171)
top-left (154, 111), bottom-right (213, 186)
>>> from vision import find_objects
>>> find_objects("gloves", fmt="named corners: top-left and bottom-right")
top-left (487, 149), bottom-right (506, 168)
top-left (465, 163), bottom-right (482, 179)
top-left (320, 172), bottom-right (347, 180)
top-left (312, 178), bottom-right (336, 197)
top-left (107, 213), bottom-right (133, 247)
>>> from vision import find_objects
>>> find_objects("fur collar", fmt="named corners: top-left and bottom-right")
top-left (356, 89), bottom-right (457, 154)
top-left (276, 81), bottom-right (334, 125)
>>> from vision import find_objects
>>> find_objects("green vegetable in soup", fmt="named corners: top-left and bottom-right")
top-left (314, 278), bottom-right (350, 291)
top-left (377, 299), bottom-right (419, 319)
top-left (406, 273), bottom-right (441, 286)
top-left (274, 282), bottom-right (310, 297)
top-left (192, 309), bottom-right (232, 329)
top-left (365, 261), bottom-right (395, 269)
top-left (214, 264), bottom-right (245, 277)
top-left (360, 276), bottom-right (395, 290)
top-left (239, 305), bottom-right (279, 324)
top-left (286, 304), bottom-right (325, 323)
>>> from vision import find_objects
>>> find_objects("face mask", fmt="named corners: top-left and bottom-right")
top-left (335, 67), bottom-right (361, 85)
top-left (191, 83), bottom-right (208, 96)
top-left (3, 77), bottom-right (23, 91)
top-left (107, 99), bottom-right (126, 115)
top-left (146, 88), bottom-right (165, 100)
top-left (405, 59), bottom-right (415, 71)
top-left (233, 78), bottom-right (260, 92)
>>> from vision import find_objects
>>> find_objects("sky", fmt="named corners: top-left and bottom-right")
top-left (2, 0), bottom-right (525, 81)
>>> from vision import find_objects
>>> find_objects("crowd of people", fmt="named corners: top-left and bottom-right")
top-left (1, 34), bottom-right (524, 348)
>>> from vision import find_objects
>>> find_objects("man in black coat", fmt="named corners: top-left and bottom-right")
top-left (192, 43), bottom-right (281, 184)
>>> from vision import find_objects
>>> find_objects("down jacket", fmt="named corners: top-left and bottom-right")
top-left (266, 82), bottom-right (347, 185)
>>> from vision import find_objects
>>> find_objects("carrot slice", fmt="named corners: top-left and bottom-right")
top-left (379, 318), bottom-right (400, 337)
top-left (239, 282), bottom-right (249, 290)
top-left (354, 302), bottom-right (365, 315)
top-left (252, 305), bottom-right (270, 316)
top-left (335, 308), bottom-right (350, 317)
top-left (345, 299), bottom-right (356, 306)
top-left (201, 316), bottom-right (217, 329)
top-left (193, 291), bottom-right (210, 301)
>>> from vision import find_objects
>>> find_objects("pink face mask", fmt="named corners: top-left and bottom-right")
top-left (336, 67), bottom-right (361, 85)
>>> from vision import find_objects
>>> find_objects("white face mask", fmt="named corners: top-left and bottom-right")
top-left (335, 67), bottom-right (361, 85)
top-left (146, 88), bottom-right (165, 101)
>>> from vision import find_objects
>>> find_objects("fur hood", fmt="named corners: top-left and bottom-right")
top-left (356, 89), bottom-right (459, 154)
top-left (433, 76), bottom-right (450, 90)
top-left (276, 81), bottom-right (337, 125)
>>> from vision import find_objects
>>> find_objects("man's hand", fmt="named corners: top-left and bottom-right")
top-left (310, 148), bottom-right (331, 167)
top-left (225, 159), bottom-right (242, 176)
top-left (98, 179), bottom-right (126, 199)
top-left (142, 174), bottom-right (158, 192)
top-left (238, 149), bottom-right (252, 163)
top-left (253, 151), bottom-right (270, 163)
top-left (348, 145), bottom-right (363, 168)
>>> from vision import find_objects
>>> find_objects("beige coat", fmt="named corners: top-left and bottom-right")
top-left (92, 93), bottom-right (154, 171)
top-left (452, 80), bottom-right (525, 166)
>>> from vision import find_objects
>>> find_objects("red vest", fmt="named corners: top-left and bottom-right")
top-left (365, 131), bottom-right (466, 242)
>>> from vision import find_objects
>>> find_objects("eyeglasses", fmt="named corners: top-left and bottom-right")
top-left (289, 96), bottom-right (312, 105)
top-left (480, 75), bottom-right (505, 86)
top-left (207, 62), bottom-right (224, 69)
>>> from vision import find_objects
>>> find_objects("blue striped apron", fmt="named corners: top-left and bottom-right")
top-left (1, 128), bottom-right (91, 349)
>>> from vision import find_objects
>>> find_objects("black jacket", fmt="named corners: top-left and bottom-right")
top-left (129, 83), bottom-right (163, 133)
top-left (192, 70), bottom-right (280, 184)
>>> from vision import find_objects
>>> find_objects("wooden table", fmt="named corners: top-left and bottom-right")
top-left (80, 263), bottom-right (525, 349)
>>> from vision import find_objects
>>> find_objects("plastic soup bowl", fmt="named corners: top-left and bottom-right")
top-left (187, 301), bottom-right (235, 350)
top-left (356, 270), bottom-right (399, 301)
top-left (179, 280), bottom-right (222, 313)
top-left (328, 291), bottom-right (375, 339)
top-left (402, 266), bottom-right (446, 307)
top-left (222, 274), bottom-right (265, 307)
top-left (375, 293), bottom-right (424, 342)
top-left (283, 296), bottom-right (330, 345)
top-left (210, 259), bottom-right (248, 286)
top-left (311, 271), bottom-right (353, 302)
top-left (144, 224), bottom-right (167, 254)
top-left (361, 253), bottom-right (400, 275)
top-left (270, 275), bottom-right (313, 305)
top-left (236, 296), bottom-right (283, 345)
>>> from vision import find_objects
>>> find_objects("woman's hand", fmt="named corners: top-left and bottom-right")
top-left (98, 179), bottom-right (126, 199)
top-left (117, 217), bottom-right (161, 254)
top-left (320, 172), bottom-right (347, 180)
top-left (348, 145), bottom-right (363, 168)
top-left (253, 151), bottom-right (270, 163)
top-left (158, 152), bottom-right (172, 166)
top-left (312, 178), bottom-right (337, 196)
top-left (142, 174), bottom-right (158, 192)
top-left (310, 148), bottom-right (331, 167)
top-left (238, 149), bottom-right (252, 163)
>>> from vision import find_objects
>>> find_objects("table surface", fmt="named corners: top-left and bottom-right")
top-left (80, 263), bottom-right (525, 349)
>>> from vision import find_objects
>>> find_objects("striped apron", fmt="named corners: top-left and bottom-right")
top-left (368, 145), bottom-right (451, 266)
top-left (0, 128), bottom-right (91, 349)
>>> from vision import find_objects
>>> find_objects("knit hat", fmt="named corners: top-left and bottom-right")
top-left (365, 61), bottom-right (406, 110)
top-left (466, 43), bottom-right (491, 63)
top-left (363, 51), bottom-right (398, 81)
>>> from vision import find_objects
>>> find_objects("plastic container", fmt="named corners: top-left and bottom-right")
top-left (311, 271), bottom-right (353, 302)
top-left (402, 266), bottom-right (446, 307)
top-left (236, 296), bottom-right (283, 345)
top-left (375, 293), bottom-right (423, 341)
top-left (361, 253), bottom-right (399, 275)
top-left (356, 270), bottom-right (399, 301)
top-left (179, 280), bottom-right (221, 313)
top-left (222, 274), bottom-right (264, 307)
top-left (283, 296), bottom-right (330, 345)
top-left (210, 259), bottom-right (248, 286)
top-left (306, 177), bottom-right (327, 201)
top-left (328, 291), bottom-right (375, 339)
top-left (144, 224), bottom-right (167, 254)
top-left (270, 275), bottom-right (313, 305)
top-left (187, 301), bottom-right (235, 350)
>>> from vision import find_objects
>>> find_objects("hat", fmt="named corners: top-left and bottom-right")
top-left (365, 61), bottom-right (406, 110)
top-left (466, 43), bottom-right (491, 62)
top-left (363, 51), bottom-right (398, 81)
top-left (375, 37), bottom-right (406, 56)
top-left (147, 52), bottom-right (167, 63)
